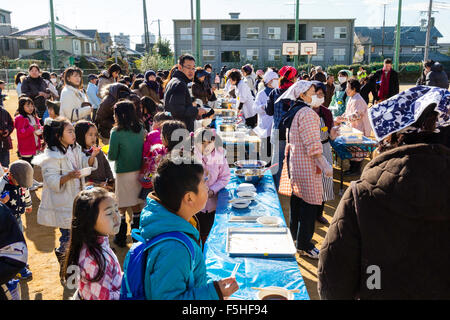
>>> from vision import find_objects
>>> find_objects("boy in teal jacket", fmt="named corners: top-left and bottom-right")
top-left (139, 157), bottom-right (238, 300)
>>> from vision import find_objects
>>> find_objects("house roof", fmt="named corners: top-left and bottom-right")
top-left (10, 23), bottom-right (92, 40)
top-left (400, 51), bottom-right (450, 63)
top-left (0, 8), bottom-right (12, 14)
top-left (75, 29), bottom-right (98, 40)
top-left (20, 49), bottom-right (73, 60)
top-left (99, 32), bottom-right (112, 44)
top-left (355, 26), bottom-right (443, 47)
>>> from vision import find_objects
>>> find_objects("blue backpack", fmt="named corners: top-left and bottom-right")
top-left (119, 229), bottom-right (196, 300)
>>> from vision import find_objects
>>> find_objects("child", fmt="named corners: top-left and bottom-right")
top-left (193, 128), bottom-right (230, 245)
top-left (75, 120), bottom-right (114, 191)
top-left (0, 86), bottom-right (14, 168)
top-left (14, 96), bottom-right (44, 191)
top-left (42, 100), bottom-right (61, 123)
top-left (140, 96), bottom-right (157, 133)
top-left (137, 157), bottom-right (238, 299)
top-left (108, 101), bottom-right (146, 247)
top-left (138, 112), bottom-right (173, 200)
top-left (14, 97), bottom-right (43, 162)
top-left (0, 160), bottom-right (33, 279)
top-left (32, 117), bottom-right (99, 280)
top-left (63, 187), bottom-right (122, 300)
top-left (0, 81), bottom-right (6, 107)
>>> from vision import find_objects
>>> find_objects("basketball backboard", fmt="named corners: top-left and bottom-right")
top-left (300, 42), bottom-right (317, 55)
top-left (282, 42), bottom-right (299, 56)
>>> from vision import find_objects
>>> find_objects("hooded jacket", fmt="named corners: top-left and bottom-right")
top-left (97, 71), bottom-right (116, 99)
top-left (95, 83), bottom-right (135, 139)
top-left (60, 85), bottom-right (91, 122)
top-left (140, 196), bottom-right (222, 300)
top-left (426, 62), bottom-right (449, 89)
top-left (318, 143), bottom-right (450, 299)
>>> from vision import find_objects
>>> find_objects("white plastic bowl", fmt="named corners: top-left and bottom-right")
top-left (232, 199), bottom-right (252, 209)
top-left (256, 286), bottom-right (294, 300)
top-left (237, 183), bottom-right (256, 193)
top-left (237, 190), bottom-right (257, 198)
top-left (256, 216), bottom-right (283, 227)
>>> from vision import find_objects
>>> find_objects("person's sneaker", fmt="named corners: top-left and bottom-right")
top-left (18, 267), bottom-right (33, 280)
top-left (299, 247), bottom-right (320, 260)
top-left (29, 180), bottom-right (43, 191)
top-left (316, 216), bottom-right (329, 225)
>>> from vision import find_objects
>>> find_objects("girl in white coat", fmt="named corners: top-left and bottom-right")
top-left (60, 67), bottom-right (93, 123)
top-left (252, 69), bottom-right (278, 159)
top-left (32, 117), bottom-right (99, 279)
top-left (228, 70), bottom-right (257, 128)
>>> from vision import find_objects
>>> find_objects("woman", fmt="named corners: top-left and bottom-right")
top-left (265, 66), bottom-right (297, 190)
top-left (192, 68), bottom-right (212, 107)
top-left (277, 81), bottom-right (333, 259)
top-left (335, 78), bottom-right (372, 175)
top-left (228, 70), bottom-right (257, 128)
top-left (241, 64), bottom-right (256, 96)
top-left (318, 86), bottom-right (450, 299)
top-left (15, 72), bottom-right (26, 96)
top-left (137, 70), bottom-right (162, 105)
top-left (95, 83), bottom-right (138, 144)
top-left (329, 70), bottom-right (352, 118)
top-left (21, 64), bottom-right (49, 119)
top-left (97, 63), bottom-right (121, 99)
top-left (252, 69), bottom-right (278, 160)
top-left (108, 101), bottom-right (146, 247)
top-left (310, 81), bottom-right (338, 225)
top-left (59, 67), bottom-right (92, 123)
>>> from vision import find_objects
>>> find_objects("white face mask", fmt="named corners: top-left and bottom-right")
top-left (338, 76), bottom-right (347, 84)
top-left (270, 80), bottom-right (279, 89)
top-left (51, 78), bottom-right (57, 84)
top-left (311, 95), bottom-right (325, 107)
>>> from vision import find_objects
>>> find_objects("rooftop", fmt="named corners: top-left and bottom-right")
top-left (10, 22), bottom-right (92, 40)
top-left (355, 26), bottom-right (443, 46)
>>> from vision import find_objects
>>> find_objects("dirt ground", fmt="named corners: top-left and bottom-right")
top-left (3, 85), bottom-right (413, 300)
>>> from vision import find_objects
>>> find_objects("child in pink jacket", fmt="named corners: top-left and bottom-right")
top-left (193, 128), bottom-right (230, 245)
top-left (14, 97), bottom-right (43, 164)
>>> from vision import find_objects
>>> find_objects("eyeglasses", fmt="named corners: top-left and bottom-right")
top-left (181, 64), bottom-right (196, 72)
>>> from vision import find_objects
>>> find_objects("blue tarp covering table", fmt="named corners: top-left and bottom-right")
top-left (204, 169), bottom-right (310, 300)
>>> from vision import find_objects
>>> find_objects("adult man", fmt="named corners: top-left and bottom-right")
top-left (373, 58), bottom-right (399, 102)
top-left (164, 54), bottom-right (206, 132)
top-left (86, 74), bottom-right (102, 121)
top-left (312, 66), bottom-right (327, 83)
top-left (426, 61), bottom-right (449, 89)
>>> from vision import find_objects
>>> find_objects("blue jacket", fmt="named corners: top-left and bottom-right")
top-left (86, 82), bottom-right (102, 109)
top-left (140, 197), bottom-right (221, 300)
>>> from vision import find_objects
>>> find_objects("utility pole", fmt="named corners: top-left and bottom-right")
top-left (195, 0), bottom-right (201, 66)
top-left (393, 0), bottom-right (402, 71)
top-left (294, 0), bottom-right (300, 68)
top-left (49, 0), bottom-right (58, 71)
top-left (143, 0), bottom-right (150, 53)
top-left (158, 19), bottom-right (161, 43)
top-left (381, 3), bottom-right (386, 58)
top-left (424, 0), bottom-right (433, 61)
top-left (190, 0), bottom-right (195, 55)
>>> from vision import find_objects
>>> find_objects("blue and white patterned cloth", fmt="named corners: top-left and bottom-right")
top-left (369, 86), bottom-right (450, 141)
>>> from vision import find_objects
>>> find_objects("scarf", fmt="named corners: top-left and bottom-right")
top-left (378, 67), bottom-right (391, 101)
top-left (146, 80), bottom-right (160, 94)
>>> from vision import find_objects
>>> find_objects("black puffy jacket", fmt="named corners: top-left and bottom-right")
top-left (426, 62), bottom-right (449, 89)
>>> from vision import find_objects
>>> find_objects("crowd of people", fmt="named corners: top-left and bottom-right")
top-left (0, 53), bottom-right (449, 300)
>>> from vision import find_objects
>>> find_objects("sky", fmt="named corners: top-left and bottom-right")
top-left (3, 0), bottom-right (450, 47)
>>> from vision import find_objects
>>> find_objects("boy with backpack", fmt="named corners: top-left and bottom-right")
top-left (121, 157), bottom-right (238, 300)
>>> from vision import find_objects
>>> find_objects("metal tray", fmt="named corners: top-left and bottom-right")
top-left (228, 215), bottom-right (262, 223)
top-left (226, 227), bottom-right (297, 257)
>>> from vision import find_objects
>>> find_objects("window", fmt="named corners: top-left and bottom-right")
top-left (334, 27), bottom-right (347, 39)
top-left (221, 51), bottom-right (240, 62)
top-left (28, 40), bottom-right (37, 49)
top-left (267, 27), bottom-right (281, 40)
top-left (73, 40), bottom-right (80, 53)
top-left (246, 27), bottom-right (259, 40)
top-left (37, 41), bottom-right (43, 49)
top-left (287, 24), bottom-right (306, 41)
top-left (246, 49), bottom-right (259, 61)
top-left (181, 49), bottom-right (192, 55)
top-left (311, 48), bottom-right (324, 62)
top-left (312, 27), bottom-right (325, 39)
top-left (221, 25), bottom-right (240, 41)
top-left (202, 28), bottom-right (215, 41)
top-left (85, 43), bottom-right (91, 54)
top-left (180, 28), bottom-right (192, 41)
top-left (203, 49), bottom-right (215, 61)
top-left (0, 15), bottom-right (5, 24)
top-left (268, 49), bottom-right (281, 61)
top-left (333, 48), bottom-right (346, 62)
top-left (19, 40), bottom-right (27, 49)
top-left (3, 39), bottom-right (9, 51)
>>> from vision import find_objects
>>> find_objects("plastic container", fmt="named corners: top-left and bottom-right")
top-left (256, 287), bottom-right (294, 300)
top-left (257, 216), bottom-right (283, 227)
top-left (231, 199), bottom-right (252, 209)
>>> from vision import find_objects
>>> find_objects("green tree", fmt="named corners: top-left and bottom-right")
top-left (153, 38), bottom-right (173, 58)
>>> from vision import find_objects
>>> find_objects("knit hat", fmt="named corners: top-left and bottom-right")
top-left (9, 160), bottom-right (34, 188)
top-left (145, 70), bottom-right (157, 82)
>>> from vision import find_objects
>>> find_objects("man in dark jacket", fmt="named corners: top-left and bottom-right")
top-left (426, 61), bottom-right (449, 89)
top-left (373, 58), bottom-right (399, 102)
top-left (0, 203), bottom-right (28, 300)
top-left (164, 54), bottom-right (206, 132)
